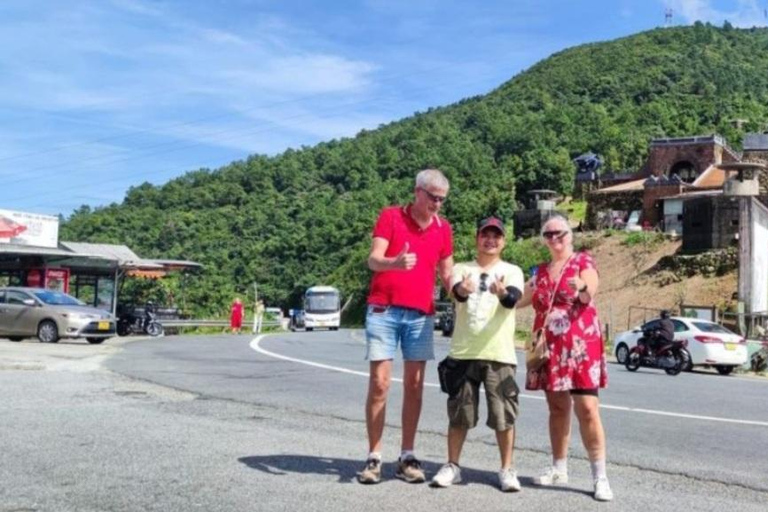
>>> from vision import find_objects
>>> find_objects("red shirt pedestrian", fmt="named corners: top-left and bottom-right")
top-left (230, 298), bottom-right (244, 333)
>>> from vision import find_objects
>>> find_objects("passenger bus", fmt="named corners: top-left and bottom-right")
top-left (303, 285), bottom-right (341, 331)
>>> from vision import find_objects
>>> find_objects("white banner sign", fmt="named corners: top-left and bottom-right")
top-left (0, 209), bottom-right (59, 248)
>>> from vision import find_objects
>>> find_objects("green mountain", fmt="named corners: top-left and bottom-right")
top-left (61, 24), bottom-right (768, 319)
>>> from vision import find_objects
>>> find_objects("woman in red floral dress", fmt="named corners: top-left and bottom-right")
top-left (518, 213), bottom-right (612, 501)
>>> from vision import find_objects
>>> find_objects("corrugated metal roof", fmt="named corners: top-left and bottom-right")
top-left (691, 165), bottom-right (734, 188)
top-left (592, 178), bottom-right (646, 193)
top-left (59, 242), bottom-right (141, 263)
top-left (0, 243), bottom-right (78, 257)
top-left (744, 133), bottom-right (768, 151)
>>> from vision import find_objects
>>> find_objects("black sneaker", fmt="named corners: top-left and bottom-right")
top-left (395, 456), bottom-right (426, 483)
top-left (357, 458), bottom-right (382, 484)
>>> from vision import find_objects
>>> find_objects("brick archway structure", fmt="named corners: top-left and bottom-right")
top-left (642, 135), bottom-right (740, 181)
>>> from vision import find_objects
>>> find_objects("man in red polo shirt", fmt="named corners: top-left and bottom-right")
top-left (358, 169), bottom-right (453, 485)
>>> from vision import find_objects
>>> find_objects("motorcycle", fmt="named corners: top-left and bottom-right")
top-left (117, 303), bottom-right (164, 337)
top-left (625, 328), bottom-right (691, 376)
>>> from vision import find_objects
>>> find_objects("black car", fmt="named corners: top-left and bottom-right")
top-left (435, 301), bottom-right (454, 337)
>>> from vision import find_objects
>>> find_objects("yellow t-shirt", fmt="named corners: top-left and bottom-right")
top-left (449, 260), bottom-right (525, 364)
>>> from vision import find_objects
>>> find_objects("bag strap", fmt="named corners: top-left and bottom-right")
top-left (539, 253), bottom-right (575, 327)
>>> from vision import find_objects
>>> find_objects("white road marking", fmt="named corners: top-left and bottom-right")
top-left (250, 335), bottom-right (768, 428)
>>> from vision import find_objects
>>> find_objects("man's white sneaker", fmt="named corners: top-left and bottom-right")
top-left (498, 468), bottom-right (521, 492)
top-left (532, 466), bottom-right (568, 486)
top-left (430, 463), bottom-right (462, 488)
top-left (594, 477), bottom-right (614, 501)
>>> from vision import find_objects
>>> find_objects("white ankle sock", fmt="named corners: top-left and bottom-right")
top-left (590, 458), bottom-right (607, 480)
top-left (553, 458), bottom-right (568, 473)
top-left (368, 451), bottom-right (381, 461)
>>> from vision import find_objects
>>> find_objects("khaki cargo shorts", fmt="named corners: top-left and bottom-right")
top-left (447, 360), bottom-right (519, 431)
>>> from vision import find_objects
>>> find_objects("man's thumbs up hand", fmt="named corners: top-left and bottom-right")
top-left (393, 242), bottom-right (417, 270)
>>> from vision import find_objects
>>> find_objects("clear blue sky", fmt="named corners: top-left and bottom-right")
top-left (1, 0), bottom-right (766, 216)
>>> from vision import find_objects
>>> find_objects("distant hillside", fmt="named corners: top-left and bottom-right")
top-left (61, 24), bottom-right (768, 318)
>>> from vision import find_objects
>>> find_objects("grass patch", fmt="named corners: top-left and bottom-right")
top-left (557, 197), bottom-right (587, 224)
top-left (621, 231), bottom-right (665, 247)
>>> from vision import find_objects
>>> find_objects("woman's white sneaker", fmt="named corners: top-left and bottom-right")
top-left (430, 463), bottom-right (462, 487)
top-left (594, 477), bottom-right (614, 501)
top-left (532, 466), bottom-right (568, 486)
top-left (498, 468), bottom-right (521, 492)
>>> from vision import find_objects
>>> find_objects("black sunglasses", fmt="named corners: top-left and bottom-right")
top-left (479, 273), bottom-right (489, 292)
top-left (419, 187), bottom-right (447, 204)
top-left (542, 230), bottom-right (568, 240)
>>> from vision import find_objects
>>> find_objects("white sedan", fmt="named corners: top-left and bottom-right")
top-left (613, 316), bottom-right (748, 375)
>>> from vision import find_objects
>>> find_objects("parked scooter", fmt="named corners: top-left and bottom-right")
top-left (117, 302), bottom-right (164, 337)
top-left (625, 328), bottom-right (691, 376)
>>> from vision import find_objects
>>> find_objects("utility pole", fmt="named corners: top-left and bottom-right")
top-left (665, 8), bottom-right (673, 26)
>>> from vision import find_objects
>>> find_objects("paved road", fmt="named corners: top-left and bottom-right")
top-left (1, 331), bottom-right (767, 511)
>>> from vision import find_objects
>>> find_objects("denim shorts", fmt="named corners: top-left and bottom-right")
top-left (365, 305), bottom-right (435, 361)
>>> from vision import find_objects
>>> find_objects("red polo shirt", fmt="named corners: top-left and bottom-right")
top-left (367, 205), bottom-right (453, 315)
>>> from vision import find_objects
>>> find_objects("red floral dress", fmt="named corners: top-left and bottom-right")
top-left (525, 252), bottom-right (608, 391)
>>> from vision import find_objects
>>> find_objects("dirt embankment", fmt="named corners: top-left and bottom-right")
top-left (516, 235), bottom-right (737, 338)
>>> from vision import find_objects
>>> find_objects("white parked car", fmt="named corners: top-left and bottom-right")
top-left (613, 316), bottom-right (747, 375)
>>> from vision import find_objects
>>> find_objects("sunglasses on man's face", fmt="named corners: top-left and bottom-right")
top-left (542, 230), bottom-right (568, 240)
top-left (479, 273), bottom-right (489, 292)
top-left (419, 187), bottom-right (447, 204)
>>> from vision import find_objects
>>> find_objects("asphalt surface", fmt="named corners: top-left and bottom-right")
top-left (1, 330), bottom-right (767, 512)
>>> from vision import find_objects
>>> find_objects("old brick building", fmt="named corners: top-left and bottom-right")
top-left (585, 134), bottom-right (742, 230)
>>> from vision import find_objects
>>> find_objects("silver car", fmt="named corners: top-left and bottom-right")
top-left (0, 287), bottom-right (116, 344)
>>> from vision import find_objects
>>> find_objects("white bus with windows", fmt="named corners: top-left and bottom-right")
top-left (302, 285), bottom-right (341, 331)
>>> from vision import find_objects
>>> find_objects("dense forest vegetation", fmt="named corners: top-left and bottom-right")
top-left (61, 24), bottom-right (768, 320)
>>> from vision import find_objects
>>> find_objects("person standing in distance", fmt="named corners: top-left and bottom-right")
top-left (430, 217), bottom-right (525, 492)
top-left (358, 169), bottom-right (454, 485)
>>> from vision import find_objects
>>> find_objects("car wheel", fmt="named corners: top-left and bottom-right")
top-left (306, 327), bottom-right (313, 332)
top-left (715, 365), bottom-right (735, 376)
top-left (86, 337), bottom-right (105, 344)
top-left (615, 343), bottom-right (629, 364)
top-left (8, 336), bottom-right (24, 342)
top-left (37, 320), bottom-right (59, 343)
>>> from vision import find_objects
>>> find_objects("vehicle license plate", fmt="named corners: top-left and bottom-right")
top-left (724, 342), bottom-right (736, 351)
top-left (98, 321), bottom-right (110, 330)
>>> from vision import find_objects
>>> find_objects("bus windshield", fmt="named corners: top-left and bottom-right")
top-left (305, 291), bottom-right (340, 314)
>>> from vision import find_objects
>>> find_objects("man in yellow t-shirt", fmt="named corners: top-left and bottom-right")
top-left (431, 216), bottom-right (525, 492)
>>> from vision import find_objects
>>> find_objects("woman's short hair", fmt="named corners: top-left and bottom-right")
top-left (541, 212), bottom-right (572, 236)
top-left (416, 169), bottom-right (449, 191)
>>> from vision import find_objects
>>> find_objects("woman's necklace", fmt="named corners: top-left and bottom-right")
top-left (548, 252), bottom-right (574, 281)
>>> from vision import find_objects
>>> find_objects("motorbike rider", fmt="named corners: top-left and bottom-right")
top-left (653, 310), bottom-right (675, 353)
top-left (144, 301), bottom-right (157, 330)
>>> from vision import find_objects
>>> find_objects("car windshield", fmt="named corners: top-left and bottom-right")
top-left (692, 322), bottom-right (734, 334)
top-left (32, 290), bottom-right (84, 306)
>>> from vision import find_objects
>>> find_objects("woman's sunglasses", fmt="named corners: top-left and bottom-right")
top-left (542, 230), bottom-right (568, 240)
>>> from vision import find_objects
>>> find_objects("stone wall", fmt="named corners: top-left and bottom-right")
top-left (651, 247), bottom-right (738, 284)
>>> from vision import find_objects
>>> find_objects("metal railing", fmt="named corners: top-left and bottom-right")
top-left (158, 319), bottom-right (281, 328)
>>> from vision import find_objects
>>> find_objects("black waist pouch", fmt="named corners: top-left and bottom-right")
top-left (437, 357), bottom-right (470, 397)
